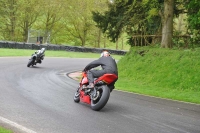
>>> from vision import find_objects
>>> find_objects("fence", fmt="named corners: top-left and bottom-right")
top-left (0, 41), bottom-right (127, 55)
top-left (132, 35), bottom-right (191, 47)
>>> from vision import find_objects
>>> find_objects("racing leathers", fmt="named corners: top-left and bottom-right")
top-left (83, 56), bottom-right (118, 91)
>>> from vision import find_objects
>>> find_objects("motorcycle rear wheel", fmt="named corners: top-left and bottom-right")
top-left (91, 85), bottom-right (110, 111)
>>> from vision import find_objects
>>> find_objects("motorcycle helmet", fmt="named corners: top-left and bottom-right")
top-left (100, 50), bottom-right (110, 57)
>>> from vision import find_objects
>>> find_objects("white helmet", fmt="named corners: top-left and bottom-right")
top-left (100, 51), bottom-right (110, 57)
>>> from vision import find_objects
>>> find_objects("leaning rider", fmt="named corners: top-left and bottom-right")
top-left (83, 50), bottom-right (118, 91)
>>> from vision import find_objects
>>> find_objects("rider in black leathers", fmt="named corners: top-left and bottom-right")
top-left (83, 51), bottom-right (118, 91)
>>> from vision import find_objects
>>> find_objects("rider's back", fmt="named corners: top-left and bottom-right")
top-left (99, 56), bottom-right (118, 76)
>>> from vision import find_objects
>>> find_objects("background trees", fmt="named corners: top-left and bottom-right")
top-left (0, 0), bottom-right (199, 49)
top-left (19, 0), bottom-right (40, 42)
top-left (62, 0), bottom-right (96, 46)
top-left (92, 0), bottom-right (164, 46)
top-left (185, 0), bottom-right (200, 45)
top-left (0, 0), bottom-right (18, 41)
top-left (92, 0), bottom-right (199, 48)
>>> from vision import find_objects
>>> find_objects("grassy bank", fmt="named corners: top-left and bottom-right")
top-left (116, 47), bottom-right (200, 104)
top-left (0, 48), bottom-right (123, 60)
top-left (0, 126), bottom-right (12, 133)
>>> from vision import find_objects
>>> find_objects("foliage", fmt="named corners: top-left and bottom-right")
top-left (34, 0), bottom-right (66, 44)
top-left (0, 0), bottom-right (199, 49)
top-left (0, 0), bottom-right (18, 41)
top-left (92, 0), bottom-right (162, 45)
top-left (18, 0), bottom-right (41, 42)
top-left (62, 0), bottom-right (96, 46)
top-left (92, 0), bottom-right (199, 48)
top-left (0, 0), bottom-right (123, 50)
top-left (0, 126), bottom-right (12, 133)
top-left (0, 0), bottom-right (41, 42)
top-left (185, 0), bottom-right (200, 45)
top-left (116, 46), bottom-right (200, 103)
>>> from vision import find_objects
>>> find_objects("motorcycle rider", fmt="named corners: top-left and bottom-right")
top-left (35, 48), bottom-right (45, 56)
top-left (35, 48), bottom-right (45, 63)
top-left (83, 50), bottom-right (118, 92)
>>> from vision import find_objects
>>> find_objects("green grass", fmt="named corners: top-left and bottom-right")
top-left (0, 127), bottom-right (12, 133)
top-left (116, 47), bottom-right (200, 104)
top-left (0, 48), bottom-right (123, 60)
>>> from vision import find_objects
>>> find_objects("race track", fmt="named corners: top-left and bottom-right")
top-left (0, 57), bottom-right (200, 133)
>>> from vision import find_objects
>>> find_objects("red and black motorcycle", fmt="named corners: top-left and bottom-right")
top-left (73, 72), bottom-right (118, 111)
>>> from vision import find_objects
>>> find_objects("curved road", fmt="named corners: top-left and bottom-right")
top-left (0, 57), bottom-right (200, 133)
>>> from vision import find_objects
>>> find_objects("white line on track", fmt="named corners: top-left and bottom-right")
top-left (0, 116), bottom-right (37, 133)
top-left (115, 89), bottom-right (200, 105)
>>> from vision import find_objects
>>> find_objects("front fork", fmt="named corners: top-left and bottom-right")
top-left (77, 84), bottom-right (98, 100)
top-left (90, 87), bottom-right (99, 100)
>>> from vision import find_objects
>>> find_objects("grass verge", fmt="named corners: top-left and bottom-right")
top-left (116, 47), bottom-right (200, 104)
top-left (0, 48), bottom-right (123, 60)
top-left (0, 126), bottom-right (12, 133)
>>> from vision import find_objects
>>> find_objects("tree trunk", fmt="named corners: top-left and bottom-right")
top-left (116, 39), bottom-right (118, 50)
top-left (97, 29), bottom-right (101, 48)
top-left (121, 38), bottom-right (124, 50)
top-left (23, 20), bottom-right (29, 42)
top-left (104, 35), bottom-right (106, 48)
top-left (161, 0), bottom-right (174, 48)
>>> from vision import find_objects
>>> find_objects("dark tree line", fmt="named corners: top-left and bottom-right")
top-left (92, 0), bottom-right (200, 48)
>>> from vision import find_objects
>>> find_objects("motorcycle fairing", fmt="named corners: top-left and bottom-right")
top-left (94, 74), bottom-right (118, 85)
top-left (80, 91), bottom-right (91, 104)
top-left (80, 72), bottom-right (88, 85)
top-left (81, 72), bottom-right (117, 85)
top-left (31, 54), bottom-right (37, 60)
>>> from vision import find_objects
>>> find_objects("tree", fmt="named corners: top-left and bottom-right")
top-left (0, 0), bottom-right (115, 48)
top-left (0, 0), bottom-right (41, 42)
top-left (161, 0), bottom-right (174, 48)
top-left (18, 0), bottom-right (40, 42)
top-left (185, 0), bottom-right (200, 45)
top-left (34, 0), bottom-right (66, 44)
top-left (63, 0), bottom-right (106, 47)
top-left (92, 0), bottom-right (191, 48)
top-left (92, 0), bottom-right (162, 46)
top-left (0, 0), bottom-right (18, 41)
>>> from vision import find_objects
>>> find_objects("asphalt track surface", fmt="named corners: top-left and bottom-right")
top-left (0, 57), bottom-right (200, 133)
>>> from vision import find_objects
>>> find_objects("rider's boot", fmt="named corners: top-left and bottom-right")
top-left (87, 83), bottom-right (94, 89)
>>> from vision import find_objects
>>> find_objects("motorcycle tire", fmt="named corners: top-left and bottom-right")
top-left (73, 91), bottom-right (80, 103)
top-left (27, 59), bottom-right (33, 67)
top-left (91, 85), bottom-right (110, 111)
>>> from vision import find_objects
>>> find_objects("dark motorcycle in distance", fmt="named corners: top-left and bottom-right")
top-left (27, 48), bottom-right (45, 67)
top-left (74, 71), bottom-right (118, 111)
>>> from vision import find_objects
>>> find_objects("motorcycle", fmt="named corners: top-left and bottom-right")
top-left (27, 48), bottom-right (45, 67)
top-left (73, 71), bottom-right (118, 111)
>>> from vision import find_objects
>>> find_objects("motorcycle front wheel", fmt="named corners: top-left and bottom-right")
top-left (91, 85), bottom-right (110, 111)
top-left (73, 91), bottom-right (80, 103)
top-left (27, 59), bottom-right (34, 67)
